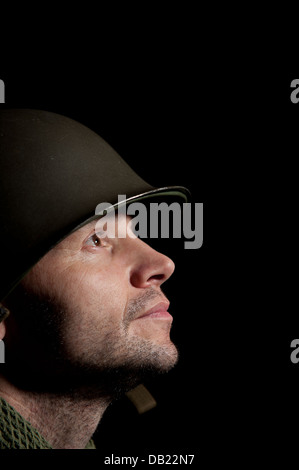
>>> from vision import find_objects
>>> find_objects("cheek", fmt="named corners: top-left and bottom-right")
top-left (57, 264), bottom-right (129, 326)
top-left (57, 266), bottom-right (130, 356)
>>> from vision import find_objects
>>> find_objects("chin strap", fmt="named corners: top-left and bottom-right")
top-left (126, 384), bottom-right (157, 414)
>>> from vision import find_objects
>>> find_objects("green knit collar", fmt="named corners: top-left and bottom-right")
top-left (0, 396), bottom-right (96, 449)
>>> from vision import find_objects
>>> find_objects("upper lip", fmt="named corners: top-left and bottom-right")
top-left (137, 300), bottom-right (170, 319)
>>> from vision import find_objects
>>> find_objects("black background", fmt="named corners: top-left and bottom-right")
top-left (1, 52), bottom-right (211, 465)
top-left (1, 48), bottom-right (297, 466)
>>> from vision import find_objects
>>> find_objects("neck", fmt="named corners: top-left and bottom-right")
top-left (0, 375), bottom-right (110, 449)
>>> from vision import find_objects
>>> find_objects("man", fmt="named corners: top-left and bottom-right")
top-left (0, 109), bottom-right (190, 449)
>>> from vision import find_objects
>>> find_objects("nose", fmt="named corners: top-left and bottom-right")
top-left (129, 238), bottom-right (175, 289)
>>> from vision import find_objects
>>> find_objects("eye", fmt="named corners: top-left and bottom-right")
top-left (85, 233), bottom-right (106, 248)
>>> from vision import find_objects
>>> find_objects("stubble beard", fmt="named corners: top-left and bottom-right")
top-left (57, 287), bottom-right (179, 397)
top-left (4, 286), bottom-right (179, 399)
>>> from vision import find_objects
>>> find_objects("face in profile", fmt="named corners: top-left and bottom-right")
top-left (3, 215), bottom-right (178, 396)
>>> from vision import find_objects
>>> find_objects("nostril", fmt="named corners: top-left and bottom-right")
top-left (149, 274), bottom-right (164, 282)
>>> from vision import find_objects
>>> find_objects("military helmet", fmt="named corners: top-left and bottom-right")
top-left (0, 109), bottom-right (189, 302)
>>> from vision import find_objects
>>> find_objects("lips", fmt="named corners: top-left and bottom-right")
top-left (136, 301), bottom-right (172, 320)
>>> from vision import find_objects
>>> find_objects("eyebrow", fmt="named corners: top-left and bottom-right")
top-left (56, 219), bottom-right (98, 250)
top-left (74, 219), bottom-right (98, 240)
top-left (64, 213), bottom-right (132, 248)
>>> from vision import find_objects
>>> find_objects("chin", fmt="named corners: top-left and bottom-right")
top-left (137, 341), bottom-right (179, 374)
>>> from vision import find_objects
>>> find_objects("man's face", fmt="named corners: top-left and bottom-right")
top-left (4, 215), bottom-right (178, 395)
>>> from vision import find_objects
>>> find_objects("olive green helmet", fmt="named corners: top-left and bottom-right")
top-left (0, 109), bottom-right (189, 302)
